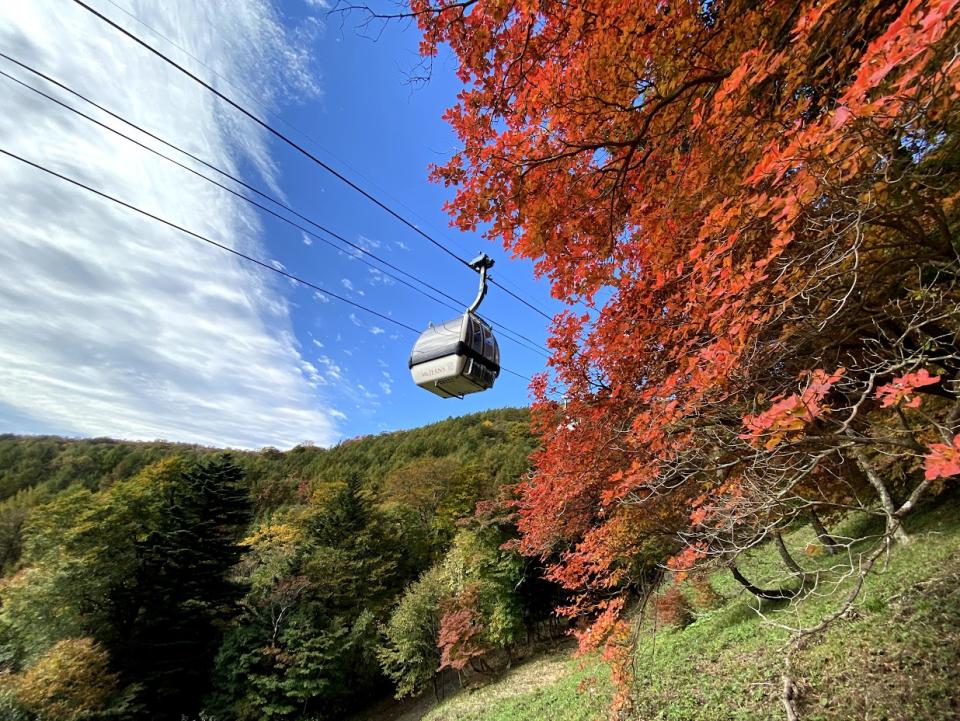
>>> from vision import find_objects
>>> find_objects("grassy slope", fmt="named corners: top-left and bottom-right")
top-left (421, 497), bottom-right (960, 721)
top-left (422, 651), bottom-right (610, 721)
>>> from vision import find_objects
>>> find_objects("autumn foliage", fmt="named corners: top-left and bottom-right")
top-left (4, 637), bottom-right (118, 720)
top-left (438, 584), bottom-right (490, 672)
top-left (654, 585), bottom-right (694, 629)
top-left (418, 0), bottom-right (960, 687)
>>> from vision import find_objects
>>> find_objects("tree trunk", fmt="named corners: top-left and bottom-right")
top-left (781, 673), bottom-right (801, 721)
top-left (774, 531), bottom-right (809, 581)
top-left (730, 563), bottom-right (800, 601)
top-left (848, 445), bottom-right (911, 546)
top-left (809, 508), bottom-right (840, 554)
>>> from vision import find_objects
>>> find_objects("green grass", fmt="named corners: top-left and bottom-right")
top-left (421, 650), bottom-right (610, 721)
top-left (420, 496), bottom-right (960, 721)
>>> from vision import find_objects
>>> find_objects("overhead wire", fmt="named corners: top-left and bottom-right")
top-left (103, 0), bottom-right (539, 308)
top-left (0, 52), bottom-right (550, 359)
top-left (100, 0), bottom-right (544, 306)
top-left (70, 0), bottom-right (555, 322)
top-left (0, 146), bottom-right (534, 383)
top-left (0, 68), bottom-right (451, 309)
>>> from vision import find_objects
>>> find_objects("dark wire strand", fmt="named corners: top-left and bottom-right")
top-left (70, 0), bottom-right (555, 322)
top-left (0, 146), bottom-right (414, 332)
top-left (490, 280), bottom-right (553, 320)
top-left (0, 53), bottom-right (454, 304)
top-left (106, 0), bottom-right (540, 304)
top-left (70, 0), bottom-right (469, 266)
top-left (0, 53), bottom-right (550, 359)
top-left (0, 147), bottom-right (534, 383)
top-left (104, 0), bottom-right (547, 311)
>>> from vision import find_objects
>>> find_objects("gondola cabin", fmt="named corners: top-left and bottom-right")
top-left (408, 313), bottom-right (500, 398)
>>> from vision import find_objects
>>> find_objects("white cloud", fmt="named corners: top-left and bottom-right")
top-left (379, 381), bottom-right (392, 395)
top-left (369, 326), bottom-right (384, 335)
top-left (0, 0), bottom-right (338, 449)
top-left (341, 277), bottom-right (365, 296)
top-left (312, 339), bottom-right (324, 348)
top-left (313, 291), bottom-right (330, 303)
top-left (393, 240), bottom-right (410, 252)
top-left (348, 312), bottom-right (363, 327)
top-left (316, 355), bottom-right (343, 382)
top-left (301, 232), bottom-right (313, 246)
top-left (329, 408), bottom-right (347, 421)
top-left (367, 266), bottom-right (395, 286)
top-left (300, 361), bottom-right (322, 386)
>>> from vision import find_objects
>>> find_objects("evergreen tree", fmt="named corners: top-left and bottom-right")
top-left (211, 478), bottom-right (403, 720)
top-left (118, 455), bottom-right (250, 720)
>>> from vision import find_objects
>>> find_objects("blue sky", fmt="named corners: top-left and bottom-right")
top-left (0, 0), bottom-right (560, 448)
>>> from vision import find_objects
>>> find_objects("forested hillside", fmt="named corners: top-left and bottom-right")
top-left (0, 409), bottom-right (566, 721)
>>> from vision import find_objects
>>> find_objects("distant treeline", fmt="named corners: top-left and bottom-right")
top-left (0, 408), bottom-right (566, 721)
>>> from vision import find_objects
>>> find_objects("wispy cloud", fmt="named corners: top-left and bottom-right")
top-left (367, 267), bottom-right (395, 286)
top-left (316, 355), bottom-right (343, 382)
top-left (340, 275), bottom-right (366, 296)
top-left (0, 0), bottom-right (337, 449)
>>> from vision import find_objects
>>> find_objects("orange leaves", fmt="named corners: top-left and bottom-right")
top-left (668, 543), bottom-right (708, 574)
top-left (742, 368), bottom-right (844, 449)
top-left (791, 0), bottom-right (839, 40)
top-left (842, 0), bottom-right (960, 111)
top-left (923, 435), bottom-right (960, 481)
top-left (572, 596), bottom-right (626, 655)
top-left (421, 1), bottom-right (960, 707)
top-left (876, 368), bottom-right (940, 408)
top-left (437, 584), bottom-right (489, 672)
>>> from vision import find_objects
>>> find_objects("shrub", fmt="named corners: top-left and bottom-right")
top-left (689, 573), bottom-right (723, 611)
top-left (655, 585), bottom-right (694, 628)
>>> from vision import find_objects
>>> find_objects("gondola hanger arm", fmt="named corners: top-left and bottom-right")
top-left (467, 253), bottom-right (494, 314)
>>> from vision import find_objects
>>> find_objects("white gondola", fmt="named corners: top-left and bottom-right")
top-left (409, 254), bottom-right (500, 398)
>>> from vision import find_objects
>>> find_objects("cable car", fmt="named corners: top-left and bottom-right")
top-left (409, 254), bottom-right (500, 398)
